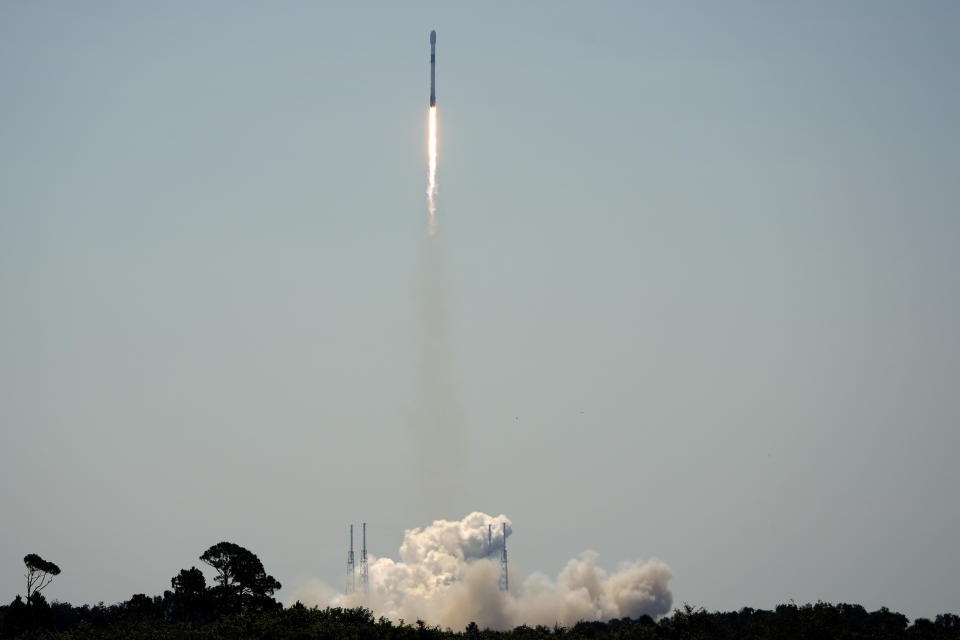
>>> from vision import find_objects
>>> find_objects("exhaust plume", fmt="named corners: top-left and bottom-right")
top-left (427, 105), bottom-right (438, 235)
top-left (291, 512), bottom-right (673, 630)
top-left (413, 96), bottom-right (466, 516)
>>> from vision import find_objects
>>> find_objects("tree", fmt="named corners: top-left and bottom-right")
top-left (199, 542), bottom-right (281, 613)
top-left (23, 554), bottom-right (60, 604)
top-left (935, 613), bottom-right (960, 633)
top-left (465, 621), bottom-right (480, 638)
top-left (1, 596), bottom-right (28, 637)
top-left (172, 567), bottom-right (206, 598)
top-left (168, 566), bottom-right (211, 622)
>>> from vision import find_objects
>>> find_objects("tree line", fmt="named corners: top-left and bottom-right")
top-left (1, 541), bottom-right (281, 637)
top-left (2, 547), bottom-right (959, 639)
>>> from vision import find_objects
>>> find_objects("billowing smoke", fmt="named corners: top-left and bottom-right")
top-left (290, 512), bottom-right (673, 630)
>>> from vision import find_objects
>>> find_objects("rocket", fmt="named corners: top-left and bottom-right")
top-left (429, 30), bottom-right (437, 106)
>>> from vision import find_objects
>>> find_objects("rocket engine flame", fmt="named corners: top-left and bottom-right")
top-left (427, 105), bottom-right (438, 235)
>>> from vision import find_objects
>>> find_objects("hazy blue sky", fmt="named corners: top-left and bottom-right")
top-left (2, 1), bottom-right (958, 622)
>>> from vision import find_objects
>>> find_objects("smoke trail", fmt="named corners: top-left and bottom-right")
top-left (412, 234), bottom-right (466, 515)
top-left (412, 102), bottom-right (466, 517)
top-left (290, 513), bottom-right (673, 630)
top-left (427, 105), bottom-right (438, 235)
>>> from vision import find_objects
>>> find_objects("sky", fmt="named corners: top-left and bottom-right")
top-left (2, 0), bottom-right (959, 623)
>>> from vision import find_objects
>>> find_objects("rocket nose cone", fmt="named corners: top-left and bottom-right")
top-left (430, 30), bottom-right (436, 45)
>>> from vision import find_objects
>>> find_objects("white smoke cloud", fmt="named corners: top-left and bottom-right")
top-left (289, 512), bottom-right (673, 630)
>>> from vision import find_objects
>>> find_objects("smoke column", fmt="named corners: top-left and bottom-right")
top-left (290, 513), bottom-right (674, 630)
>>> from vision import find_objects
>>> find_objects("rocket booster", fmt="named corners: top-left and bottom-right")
top-left (429, 30), bottom-right (436, 106)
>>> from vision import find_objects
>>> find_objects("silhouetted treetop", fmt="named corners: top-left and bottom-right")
top-left (171, 567), bottom-right (206, 597)
top-left (23, 554), bottom-right (60, 603)
top-left (199, 541), bottom-right (280, 614)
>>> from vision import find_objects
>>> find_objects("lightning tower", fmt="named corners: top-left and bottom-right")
top-left (498, 522), bottom-right (509, 591)
top-left (359, 522), bottom-right (369, 596)
top-left (347, 524), bottom-right (355, 594)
